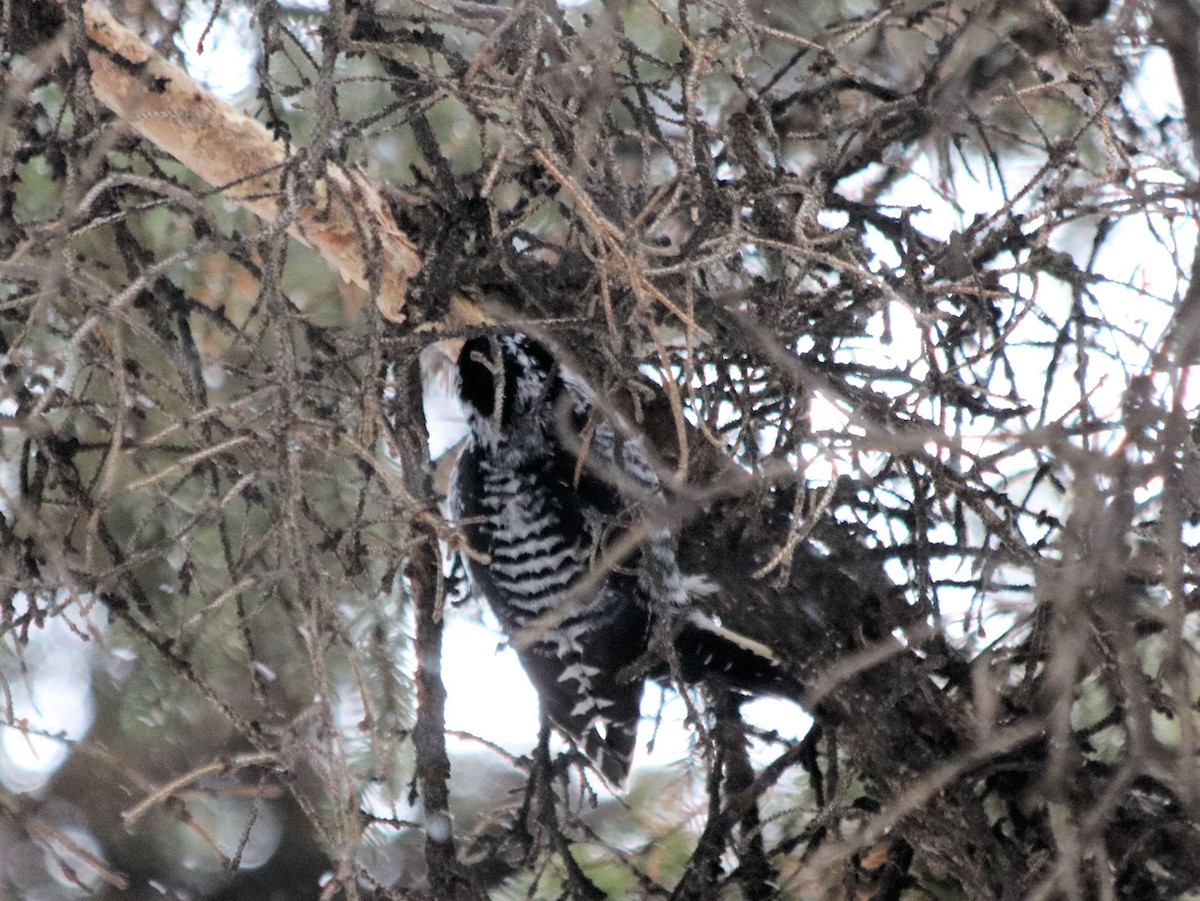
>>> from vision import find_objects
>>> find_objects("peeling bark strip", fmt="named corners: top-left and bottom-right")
top-left (76, 1), bottom-right (420, 322)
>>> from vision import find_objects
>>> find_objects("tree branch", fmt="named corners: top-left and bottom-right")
top-left (70, 0), bottom-right (420, 322)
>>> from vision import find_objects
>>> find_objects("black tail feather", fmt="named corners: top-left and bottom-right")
top-left (583, 721), bottom-right (637, 785)
top-left (671, 611), bottom-right (803, 699)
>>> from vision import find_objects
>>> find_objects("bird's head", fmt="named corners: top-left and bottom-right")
top-left (456, 333), bottom-right (564, 443)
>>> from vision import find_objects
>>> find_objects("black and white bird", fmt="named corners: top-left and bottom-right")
top-left (450, 333), bottom-right (799, 784)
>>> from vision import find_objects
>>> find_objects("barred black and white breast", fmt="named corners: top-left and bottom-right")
top-left (450, 333), bottom-right (799, 784)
